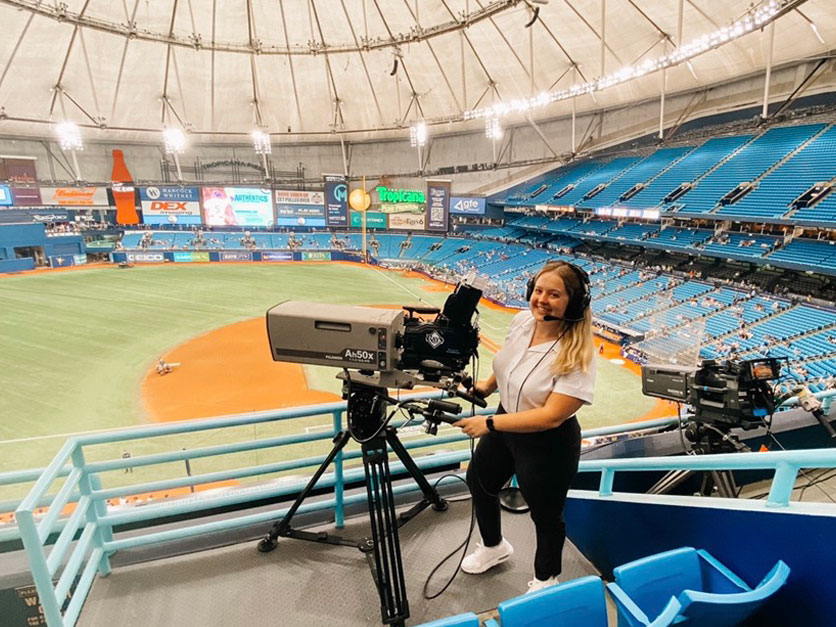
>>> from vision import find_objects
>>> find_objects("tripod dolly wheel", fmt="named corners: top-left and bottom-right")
top-left (257, 536), bottom-right (278, 553)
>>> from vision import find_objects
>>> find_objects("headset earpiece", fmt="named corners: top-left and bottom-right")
top-left (526, 261), bottom-right (591, 322)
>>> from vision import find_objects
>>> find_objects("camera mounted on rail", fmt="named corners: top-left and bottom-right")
top-left (641, 357), bottom-right (783, 431)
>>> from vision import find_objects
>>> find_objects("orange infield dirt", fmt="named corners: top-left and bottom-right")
top-left (142, 269), bottom-right (670, 423)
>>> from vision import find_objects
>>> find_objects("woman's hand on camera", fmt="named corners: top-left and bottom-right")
top-left (453, 416), bottom-right (490, 438)
top-left (469, 381), bottom-right (492, 399)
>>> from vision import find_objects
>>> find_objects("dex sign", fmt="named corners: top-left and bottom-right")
top-left (140, 186), bottom-right (202, 225)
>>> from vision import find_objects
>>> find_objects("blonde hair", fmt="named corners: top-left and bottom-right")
top-left (532, 262), bottom-right (595, 375)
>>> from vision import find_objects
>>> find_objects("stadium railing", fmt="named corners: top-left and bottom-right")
top-left (7, 390), bottom-right (836, 626)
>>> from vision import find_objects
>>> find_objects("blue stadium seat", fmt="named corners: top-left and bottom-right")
top-left (483, 576), bottom-right (608, 627)
top-left (414, 612), bottom-right (480, 627)
top-left (606, 547), bottom-right (790, 627)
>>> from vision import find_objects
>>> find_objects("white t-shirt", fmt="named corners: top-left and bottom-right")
top-left (492, 310), bottom-right (596, 413)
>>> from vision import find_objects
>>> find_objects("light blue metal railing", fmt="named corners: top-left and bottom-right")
top-left (12, 392), bottom-right (481, 627)
top-left (8, 389), bottom-right (835, 626)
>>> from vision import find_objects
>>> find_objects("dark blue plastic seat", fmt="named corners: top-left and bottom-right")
top-left (483, 576), bottom-right (607, 627)
top-left (606, 547), bottom-right (790, 627)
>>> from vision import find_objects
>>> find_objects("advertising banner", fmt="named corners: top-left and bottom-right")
top-left (40, 187), bottom-right (109, 207)
top-left (349, 211), bottom-right (387, 229)
top-left (112, 149), bottom-right (139, 225)
top-left (126, 251), bottom-right (165, 263)
top-left (302, 251), bottom-right (332, 261)
top-left (262, 251), bottom-right (294, 262)
top-left (0, 184), bottom-right (11, 206)
top-left (275, 189), bottom-right (326, 227)
top-left (219, 251), bottom-right (253, 262)
top-left (426, 180), bottom-right (451, 232)
top-left (72, 254), bottom-right (87, 265)
top-left (202, 187), bottom-right (274, 226)
top-left (173, 251), bottom-right (210, 263)
top-left (450, 196), bottom-right (486, 215)
top-left (324, 174), bottom-right (348, 226)
top-left (31, 210), bottom-right (70, 222)
top-left (11, 187), bottom-right (41, 206)
top-left (388, 213), bottom-right (427, 230)
top-left (3, 158), bottom-right (37, 183)
top-left (49, 255), bottom-right (75, 268)
top-left (140, 186), bottom-right (202, 225)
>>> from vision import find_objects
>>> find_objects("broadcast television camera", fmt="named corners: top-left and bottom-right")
top-left (641, 357), bottom-right (783, 430)
top-left (266, 280), bottom-right (482, 392)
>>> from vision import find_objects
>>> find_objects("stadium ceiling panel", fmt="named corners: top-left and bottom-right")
top-left (0, 0), bottom-right (832, 143)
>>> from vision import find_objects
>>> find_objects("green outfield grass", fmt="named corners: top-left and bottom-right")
top-left (0, 262), bottom-right (654, 500)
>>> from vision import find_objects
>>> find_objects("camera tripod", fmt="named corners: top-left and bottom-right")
top-left (648, 421), bottom-right (751, 498)
top-left (257, 382), bottom-right (451, 627)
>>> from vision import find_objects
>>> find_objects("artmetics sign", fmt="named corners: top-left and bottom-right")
top-left (40, 187), bottom-right (109, 207)
top-left (202, 187), bottom-right (273, 226)
top-left (140, 186), bottom-right (202, 225)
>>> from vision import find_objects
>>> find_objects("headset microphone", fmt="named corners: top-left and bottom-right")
top-left (543, 315), bottom-right (561, 322)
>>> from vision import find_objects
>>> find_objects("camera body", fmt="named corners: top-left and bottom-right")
top-left (642, 357), bottom-right (782, 430)
top-left (266, 281), bottom-right (482, 390)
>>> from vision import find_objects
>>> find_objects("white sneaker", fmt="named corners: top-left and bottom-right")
top-left (526, 576), bottom-right (559, 594)
top-left (461, 538), bottom-right (514, 574)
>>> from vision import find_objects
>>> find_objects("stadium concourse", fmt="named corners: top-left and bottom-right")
top-left (3, 0), bottom-right (836, 626)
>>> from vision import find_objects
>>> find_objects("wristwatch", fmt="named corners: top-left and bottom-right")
top-left (486, 418), bottom-right (496, 432)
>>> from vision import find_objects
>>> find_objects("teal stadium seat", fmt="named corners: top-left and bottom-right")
top-left (483, 576), bottom-right (608, 627)
top-left (606, 547), bottom-right (790, 627)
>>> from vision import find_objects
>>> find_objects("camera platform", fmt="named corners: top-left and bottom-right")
top-left (257, 383), bottom-right (450, 627)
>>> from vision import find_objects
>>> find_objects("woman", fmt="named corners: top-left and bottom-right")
top-left (454, 260), bottom-right (596, 593)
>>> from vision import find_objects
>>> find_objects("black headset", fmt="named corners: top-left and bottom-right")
top-left (524, 261), bottom-right (591, 323)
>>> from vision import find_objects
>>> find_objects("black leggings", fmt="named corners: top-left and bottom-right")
top-left (466, 406), bottom-right (581, 581)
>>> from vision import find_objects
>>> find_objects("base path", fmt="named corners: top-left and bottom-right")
top-left (142, 318), bottom-right (340, 422)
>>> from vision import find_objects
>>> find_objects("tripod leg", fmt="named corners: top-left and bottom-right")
top-left (647, 469), bottom-right (695, 495)
top-left (362, 437), bottom-right (409, 626)
top-left (257, 429), bottom-right (353, 553)
top-left (386, 428), bottom-right (448, 512)
top-left (712, 470), bottom-right (739, 499)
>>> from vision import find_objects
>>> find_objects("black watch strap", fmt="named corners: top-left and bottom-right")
top-left (486, 417), bottom-right (496, 432)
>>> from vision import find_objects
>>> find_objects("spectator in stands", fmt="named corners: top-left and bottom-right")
top-left (454, 261), bottom-right (595, 594)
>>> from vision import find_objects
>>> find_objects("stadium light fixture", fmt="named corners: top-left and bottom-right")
top-left (252, 130), bottom-right (272, 155)
top-left (409, 121), bottom-right (427, 148)
top-left (461, 0), bottom-right (783, 123)
top-left (485, 117), bottom-right (503, 140)
top-left (163, 127), bottom-right (187, 155)
top-left (56, 122), bottom-right (83, 152)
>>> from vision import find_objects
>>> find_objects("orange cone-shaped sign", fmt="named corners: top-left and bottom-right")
top-left (112, 149), bottom-right (139, 225)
